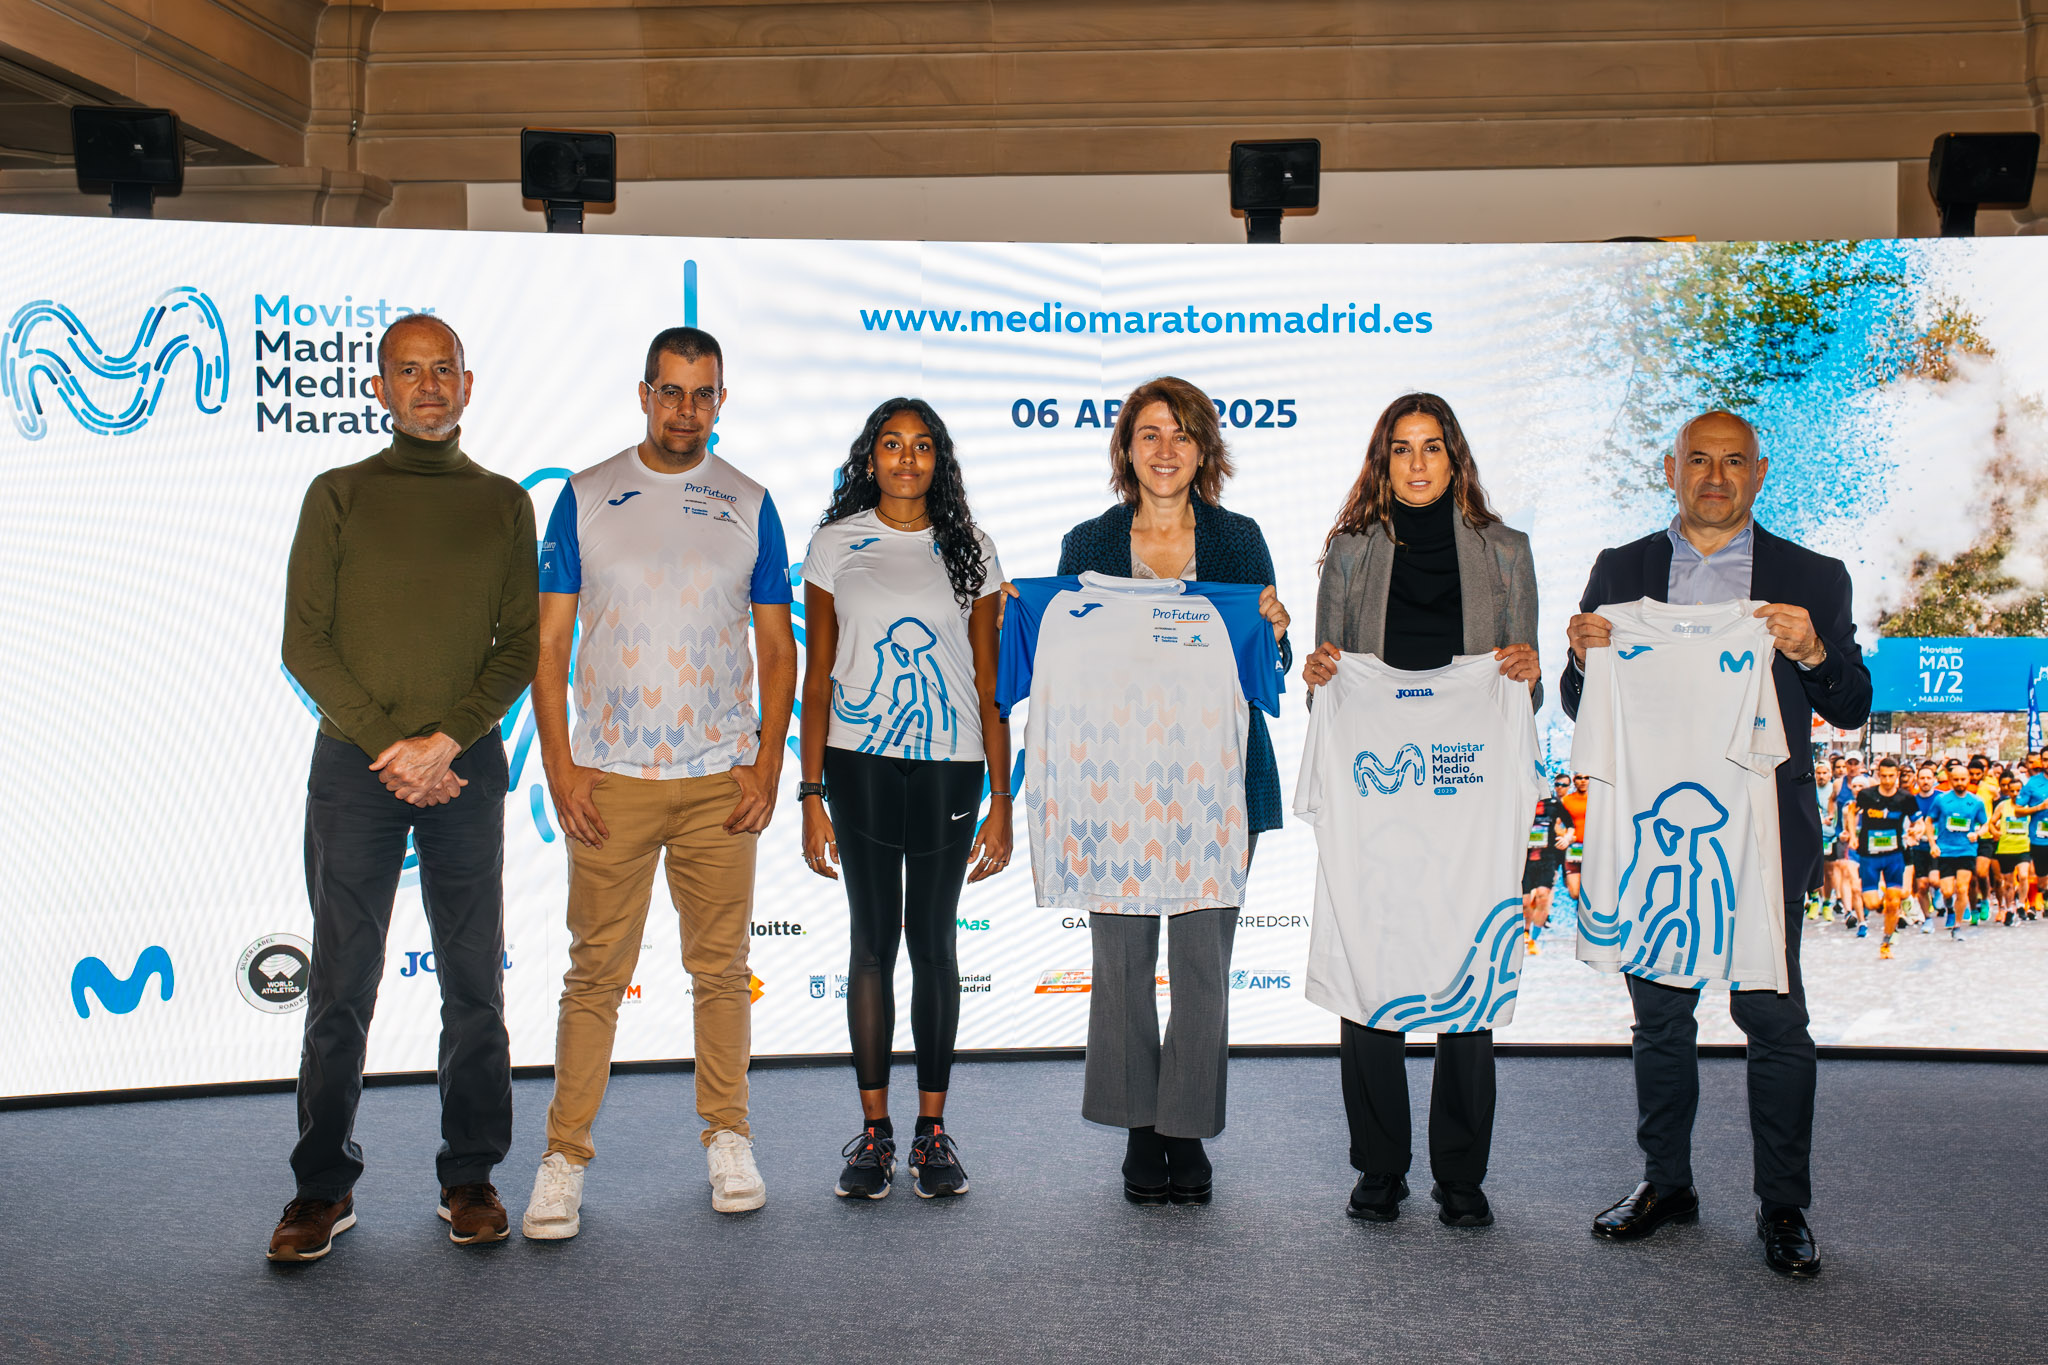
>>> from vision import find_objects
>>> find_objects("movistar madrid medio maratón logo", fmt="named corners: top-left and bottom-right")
top-left (2, 287), bottom-right (228, 440)
top-left (1354, 744), bottom-right (1426, 795)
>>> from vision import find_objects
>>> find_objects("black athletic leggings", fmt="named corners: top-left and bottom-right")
top-left (823, 747), bottom-right (985, 1093)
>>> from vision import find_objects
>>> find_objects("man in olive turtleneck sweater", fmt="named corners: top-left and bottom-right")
top-left (268, 315), bottom-right (538, 1263)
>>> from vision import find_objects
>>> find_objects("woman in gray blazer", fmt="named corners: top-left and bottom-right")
top-left (1301, 391), bottom-right (1541, 1230)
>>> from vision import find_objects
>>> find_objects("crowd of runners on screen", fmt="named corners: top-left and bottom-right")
top-left (1519, 748), bottom-right (2048, 962)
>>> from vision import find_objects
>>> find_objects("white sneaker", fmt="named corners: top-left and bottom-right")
top-left (521, 1151), bottom-right (586, 1240)
top-left (707, 1129), bottom-right (766, 1213)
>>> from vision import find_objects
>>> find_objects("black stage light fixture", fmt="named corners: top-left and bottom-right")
top-left (1929, 132), bottom-right (2041, 237)
top-left (521, 128), bottom-right (617, 234)
top-left (71, 106), bottom-right (183, 219)
top-left (1229, 139), bottom-right (1320, 244)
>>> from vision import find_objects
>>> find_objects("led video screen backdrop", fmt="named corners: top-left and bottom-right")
top-left (4, 218), bottom-right (2043, 1097)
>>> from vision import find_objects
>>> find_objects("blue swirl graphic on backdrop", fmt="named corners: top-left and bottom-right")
top-left (1365, 898), bottom-right (1524, 1032)
top-left (3, 287), bottom-right (229, 439)
top-left (71, 946), bottom-right (175, 1018)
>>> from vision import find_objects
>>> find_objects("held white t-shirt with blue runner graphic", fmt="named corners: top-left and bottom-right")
top-left (996, 572), bottom-right (1282, 917)
top-left (1294, 653), bottom-right (1546, 1033)
top-left (1570, 598), bottom-right (1791, 993)
top-left (802, 509), bottom-right (1002, 762)
top-left (538, 447), bottom-right (791, 779)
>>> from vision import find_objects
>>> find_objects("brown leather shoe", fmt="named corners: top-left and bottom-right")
top-left (439, 1182), bottom-right (510, 1245)
top-left (267, 1193), bottom-right (356, 1262)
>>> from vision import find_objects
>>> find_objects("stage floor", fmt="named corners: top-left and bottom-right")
top-left (3, 1056), bottom-right (2041, 1363)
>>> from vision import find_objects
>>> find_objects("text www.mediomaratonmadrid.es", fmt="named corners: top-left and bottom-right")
top-left (857, 300), bottom-right (1435, 337)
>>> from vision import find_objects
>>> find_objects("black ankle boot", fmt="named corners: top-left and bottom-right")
top-left (1123, 1127), bottom-right (1170, 1204)
top-left (1162, 1135), bottom-right (1212, 1204)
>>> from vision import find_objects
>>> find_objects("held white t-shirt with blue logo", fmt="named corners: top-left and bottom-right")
top-left (802, 509), bottom-right (1003, 762)
top-left (538, 447), bottom-right (792, 779)
top-left (996, 572), bottom-right (1282, 917)
top-left (1294, 653), bottom-right (1545, 1033)
top-left (1571, 599), bottom-right (1790, 993)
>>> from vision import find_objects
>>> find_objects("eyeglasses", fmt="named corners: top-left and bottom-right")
top-left (645, 383), bottom-right (720, 412)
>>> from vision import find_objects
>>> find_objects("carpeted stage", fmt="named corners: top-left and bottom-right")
top-left (2, 1055), bottom-right (2041, 1363)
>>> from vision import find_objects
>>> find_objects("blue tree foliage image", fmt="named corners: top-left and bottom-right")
top-left (833, 616), bottom-right (954, 759)
top-left (1353, 743), bottom-right (1425, 796)
top-left (1365, 898), bottom-right (1525, 1032)
top-left (1580, 781), bottom-right (1738, 979)
top-left (2, 287), bottom-right (229, 439)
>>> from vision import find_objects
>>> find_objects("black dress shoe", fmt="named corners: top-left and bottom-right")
top-left (1590, 1181), bottom-right (1699, 1240)
top-left (1162, 1135), bottom-right (1212, 1204)
top-left (1756, 1207), bottom-right (1823, 1278)
top-left (1431, 1182), bottom-right (1494, 1228)
top-left (1123, 1126), bottom-right (1171, 1204)
top-left (1346, 1174), bottom-right (1409, 1222)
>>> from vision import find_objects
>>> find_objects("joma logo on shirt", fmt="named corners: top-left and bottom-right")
top-left (847, 537), bottom-right (880, 551)
top-left (1394, 687), bottom-right (1433, 698)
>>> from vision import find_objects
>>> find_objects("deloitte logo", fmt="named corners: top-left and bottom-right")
top-left (3, 287), bottom-right (229, 440)
top-left (237, 934), bottom-right (312, 1014)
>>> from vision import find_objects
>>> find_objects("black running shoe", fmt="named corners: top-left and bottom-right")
top-left (909, 1126), bottom-right (970, 1199)
top-left (1431, 1181), bottom-right (1494, 1228)
top-left (835, 1126), bottom-right (896, 1199)
top-left (1347, 1174), bottom-right (1409, 1222)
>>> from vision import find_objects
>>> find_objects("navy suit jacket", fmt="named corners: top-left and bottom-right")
top-left (1557, 522), bottom-right (1872, 902)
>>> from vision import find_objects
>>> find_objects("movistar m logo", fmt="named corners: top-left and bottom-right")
top-left (3, 287), bottom-right (229, 440)
top-left (1719, 650), bottom-right (1755, 673)
top-left (607, 490), bottom-right (643, 506)
top-left (848, 537), bottom-right (880, 552)
top-left (1618, 645), bottom-right (1653, 660)
top-left (1354, 744), bottom-right (1426, 796)
top-left (71, 946), bottom-right (175, 1019)
top-left (1070, 603), bottom-right (1102, 618)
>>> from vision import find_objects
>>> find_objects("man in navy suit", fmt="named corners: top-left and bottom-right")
top-left (1559, 410), bottom-right (1871, 1278)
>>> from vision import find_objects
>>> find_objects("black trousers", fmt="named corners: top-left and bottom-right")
top-left (1340, 1023), bottom-right (1494, 1185)
top-left (824, 746), bottom-right (984, 1094)
top-left (1627, 895), bottom-right (1816, 1209)
top-left (292, 733), bottom-right (512, 1201)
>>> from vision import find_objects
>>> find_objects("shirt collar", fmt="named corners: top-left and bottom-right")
top-left (1666, 515), bottom-right (1753, 563)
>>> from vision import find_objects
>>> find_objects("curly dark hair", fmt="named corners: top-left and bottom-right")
top-left (821, 398), bottom-right (989, 612)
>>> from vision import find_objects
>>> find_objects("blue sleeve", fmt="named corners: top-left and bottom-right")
top-left (1194, 580), bottom-right (1283, 718)
top-left (537, 483), bottom-right (580, 594)
top-left (750, 490), bottom-right (794, 605)
top-left (996, 576), bottom-right (1080, 719)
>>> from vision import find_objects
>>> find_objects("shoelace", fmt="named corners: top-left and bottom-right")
top-left (534, 1160), bottom-right (578, 1208)
top-left (710, 1134), bottom-right (757, 1184)
top-left (280, 1197), bottom-right (331, 1223)
top-left (841, 1129), bottom-right (894, 1169)
top-left (913, 1130), bottom-right (960, 1170)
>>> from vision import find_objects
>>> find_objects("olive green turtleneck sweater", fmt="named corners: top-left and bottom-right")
top-left (283, 429), bottom-right (539, 758)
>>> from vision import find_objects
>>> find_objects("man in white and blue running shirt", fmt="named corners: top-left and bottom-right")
top-left (523, 327), bottom-right (796, 1236)
top-left (1561, 410), bottom-right (1869, 1279)
top-left (1930, 759), bottom-right (1988, 941)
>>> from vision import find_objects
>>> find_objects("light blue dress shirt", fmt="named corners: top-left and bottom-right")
top-left (1666, 516), bottom-right (1753, 605)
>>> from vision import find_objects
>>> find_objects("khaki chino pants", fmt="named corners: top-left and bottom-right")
top-left (545, 770), bottom-right (757, 1162)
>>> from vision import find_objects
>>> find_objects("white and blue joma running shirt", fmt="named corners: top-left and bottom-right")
top-left (1571, 599), bottom-right (1790, 993)
top-left (997, 572), bottom-right (1282, 917)
top-left (538, 448), bottom-right (792, 779)
top-left (1294, 653), bottom-right (1545, 1033)
top-left (803, 510), bottom-right (1003, 762)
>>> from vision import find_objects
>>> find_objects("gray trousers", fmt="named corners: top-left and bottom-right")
top-left (1082, 904), bottom-right (1240, 1139)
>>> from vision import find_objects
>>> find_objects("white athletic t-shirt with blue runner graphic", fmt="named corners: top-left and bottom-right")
top-left (802, 509), bottom-right (1002, 762)
top-left (997, 572), bottom-right (1282, 917)
top-left (1293, 653), bottom-right (1546, 1033)
top-left (1571, 598), bottom-right (1790, 993)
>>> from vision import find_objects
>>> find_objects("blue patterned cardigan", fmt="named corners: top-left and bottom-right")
top-left (1056, 499), bottom-right (1293, 833)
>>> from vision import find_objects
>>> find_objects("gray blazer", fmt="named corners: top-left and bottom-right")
top-left (1315, 515), bottom-right (1543, 708)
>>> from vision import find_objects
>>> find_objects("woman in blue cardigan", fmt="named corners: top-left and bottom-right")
top-left (1057, 375), bottom-right (1293, 1204)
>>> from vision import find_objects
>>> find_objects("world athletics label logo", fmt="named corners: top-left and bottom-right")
top-left (2, 287), bottom-right (229, 440)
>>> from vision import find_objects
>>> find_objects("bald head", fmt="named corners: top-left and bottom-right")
top-left (1665, 408), bottom-right (1767, 544)
top-left (369, 313), bottom-right (471, 440)
top-left (377, 313), bottom-right (464, 380)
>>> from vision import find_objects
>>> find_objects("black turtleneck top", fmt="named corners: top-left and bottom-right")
top-left (1383, 491), bottom-right (1463, 670)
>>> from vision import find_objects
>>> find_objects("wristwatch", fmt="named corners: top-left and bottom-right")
top-left (797, 782), bottom-right (827, 801)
